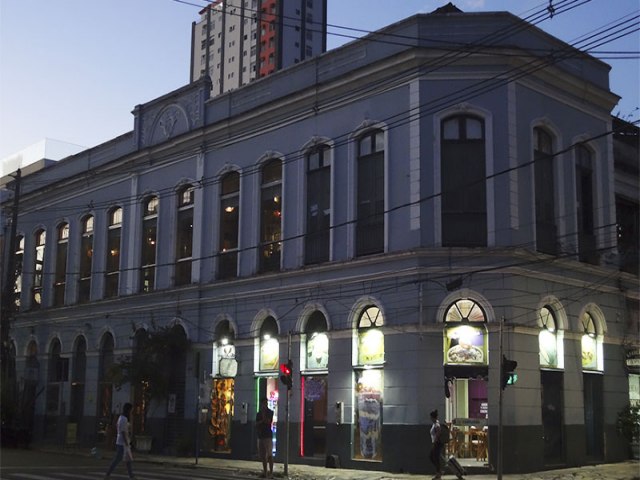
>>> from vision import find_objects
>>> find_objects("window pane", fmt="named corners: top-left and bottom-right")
top-left (262, 160), bottom-right (282, 184)
top-left (466, 118), bottom-right (483, 139)
top-left (145, 196), bottom-right (159, 215)
top-left (110, 208), bottom-right (122, 226)
top-left (443, 118), bottom-right (459, 140)
top-left (221, 172), bottom-right (240, 195)
top-left (359, 136), bottom-right (371, 156)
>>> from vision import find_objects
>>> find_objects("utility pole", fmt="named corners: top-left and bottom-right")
top-left (497, 315), bottom-right (504, 480)
top-left (1, 168), bottom-right (21, 413)
top-left (284, 331), bottom-right (291, 477)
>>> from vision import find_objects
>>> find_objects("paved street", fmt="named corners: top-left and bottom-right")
top-left (0, 448), bottom-right (638, 480)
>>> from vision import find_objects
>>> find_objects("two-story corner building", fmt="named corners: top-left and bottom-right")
top-left (3, 6), bottom-right (638, 475)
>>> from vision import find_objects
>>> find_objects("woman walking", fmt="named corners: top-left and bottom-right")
top-left (104, 402), bottom-right (136, 479)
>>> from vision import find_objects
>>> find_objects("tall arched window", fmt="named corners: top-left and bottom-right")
top-left (306, 145), bottom-right (331, 264)
top-left (141, 196), bottom-right (158, 292)
top-left (97, 333), bottom-right (114, 435)
top-left (260, 160), bottom-right (282, 272)
top-left (353, 305), bottom-right (384, 461)
top-left (105, 207), bottom-right (122, 298)
top-left (538, 305), bottom-right (565, 464)
top-left (54, 223), bottom-right (69, 307)
top-left (580, 310), bottom-right (604, 458)
top-left (443, 299), bottom-right (488, 365)
top-left (356, 131), bottom-right (384, 256)
top-left (13, 235), bottom-right (24, 310)
top-left (70, 337), bottom-right (87, 425)
top-left (210, 319), bottom-right (237, 452)
top-left (301, 311), bottom-right (329, 457)
top-left (441, 115), bottom-right (486, 247)
top-left (176, 185), bottom-right (194, 286)
top-left (534, 127), bottom-right (557, 254)
top-left (576, 145), bottom-right (596, 264)
top-left (79, 215), bottom-right (94, 303)
top-left (219, 172), bottom-right (240, 279)
top-left (32, 229), bottom-right (46, 308)
top-left (45, 339), bottom-right (66, 438)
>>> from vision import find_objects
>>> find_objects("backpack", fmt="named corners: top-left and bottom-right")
top-left (440, 423), bottom-right (451, 443)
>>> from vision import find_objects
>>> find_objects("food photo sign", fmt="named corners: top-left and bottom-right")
top-left (444, 325), bottom-right (488, 365)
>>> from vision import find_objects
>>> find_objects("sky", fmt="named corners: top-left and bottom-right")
top-left (0, 0), bottom-right (638, 160)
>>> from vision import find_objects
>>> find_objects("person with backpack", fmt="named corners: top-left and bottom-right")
top-left (104, 403), bottom-right (136, 479)
top-left (429, 409), bottom-right (444, 480)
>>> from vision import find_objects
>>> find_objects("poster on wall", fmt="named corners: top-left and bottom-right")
top-left (444, 325), bottom-right (487, 365)
top-left (354, 369), bottom-right (383, 461)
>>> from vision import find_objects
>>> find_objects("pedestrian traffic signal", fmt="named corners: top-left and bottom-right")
top-left (501, 355), bottom-right (518, 390)
top-left (280, 360), bottom-right (293, 389)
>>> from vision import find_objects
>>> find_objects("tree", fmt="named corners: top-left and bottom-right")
top-left (109, 325), bottom-right (190, 434)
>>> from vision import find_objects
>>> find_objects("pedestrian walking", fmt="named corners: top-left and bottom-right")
top-left (430, 409), bottom-right (444, 480)
top-left (256, 398), bottom-right (274, 478)
top-left (104, 402), bottom-right (136, 479)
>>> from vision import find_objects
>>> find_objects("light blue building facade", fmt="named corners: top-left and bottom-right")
top-left (3, 9), bottom-right (638, 474)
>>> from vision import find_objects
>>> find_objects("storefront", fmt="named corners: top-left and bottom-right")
top-left (206, 319), bottom-right (237, 453)
top-left (256, 316), bottom-right (280, 455)
top-left (353, 305), bottom-right (385, 462)
top-left (299, 310), bottom-right (329, 458)
top-left (442, 299), bottom-right (489, 467)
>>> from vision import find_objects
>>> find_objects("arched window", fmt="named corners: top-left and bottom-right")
top-left (538, 306), bottom-right (564, 368)
top-left (45, 339), bottom-right (66, 437)
top-left (259, 316), bottom-right (279, 371)
top-left (141, 196), bottom-right (158, 292)
top-left (576, 145), bottom-right (596, 264)
top-left (70, 337), bottom-right (87, 424)
top-left (176, 185), bottom-right (194, 286)
top-left (97, 333), bottom-right (114, 433)
top-left (54, 223), bottom-right (69, 307)
top-left (13, 235), bottom-right (24, 310)
top-left (534, 127), bottom-right (557, 254)
top-left (441, 115), bottom-right (486, 247)
top-left (353, 305), bottom-right (384, 461)
top-left (79, 215), bottom-right (94, 303)
top-left (260, 160), bottom-right (282, 272)
top-left (32, 229), bottom-right (46, 308)
top-left (210, 319), bottom-right (236, 453)
top-left (443, 299), bottom-right (487, 365)
top-left (580, 312), bottom-right (599, 371)
top-left (306, 145), bottom-right (331, 264)
top-left (105, 208), bottom-right (122, 298)
top-left (301, 310), bottom-right (329, 458)
top-left (219, 172), bottom-right (240, 279)
top-left (356, 131), bottom-right (384, 256)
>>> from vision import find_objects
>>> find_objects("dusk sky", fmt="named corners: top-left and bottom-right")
top-left (1, 0), bottom-right (638, 160)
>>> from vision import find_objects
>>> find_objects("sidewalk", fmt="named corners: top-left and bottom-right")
top-left (50, 445), bottom-right (640, 480)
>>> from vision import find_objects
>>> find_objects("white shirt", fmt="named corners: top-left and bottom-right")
top-left (430, 420), bottom-right (441, 443)
top-left (115, 415), bottom-right (130, 446)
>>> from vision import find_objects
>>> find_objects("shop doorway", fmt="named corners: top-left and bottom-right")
top-left (541, 370), bottom-right (565, 465)
top-left (257, 377), bottom-right (279, 456)
top-left (301, 375), bottom-right (327, 457)
top-left (583, 373), bottom-right (603, 459)
top-left (206, 378), bottom-right (235, 452)
top-left (445, 377), bottom-right (489, 468)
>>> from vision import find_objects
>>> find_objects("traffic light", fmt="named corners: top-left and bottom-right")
top-left (280, 360), bottom-right (293, 389)
top-left (501, 355), bottom-right (518, 390)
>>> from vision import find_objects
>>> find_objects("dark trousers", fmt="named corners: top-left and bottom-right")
top-left (106, 444), bottom-right (133, 477)
top-left (430, 441), bottom-right (444, 473)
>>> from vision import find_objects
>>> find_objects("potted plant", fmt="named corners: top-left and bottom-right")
top-left (109, 324), bottom-right (190, 452)
top-left (616, 403), bottom-right (640, 460)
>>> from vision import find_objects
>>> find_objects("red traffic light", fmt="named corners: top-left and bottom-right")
top-left (280, 362), bottom-right (291, 375)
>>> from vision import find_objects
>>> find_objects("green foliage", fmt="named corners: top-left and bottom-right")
top-left (617, 404), bottom-right (640, 443)
top-left (109, 325), bottom-right (190, 426)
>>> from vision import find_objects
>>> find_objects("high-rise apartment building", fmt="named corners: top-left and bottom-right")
top-left (190, 0), bottom-right (327, 96)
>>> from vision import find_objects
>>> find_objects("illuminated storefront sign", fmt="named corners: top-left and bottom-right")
top-left (444, 325), bottom-right (487, 365)
top-left (306, 332), bottom-right (329, 370)
top-left (260, 335), bottom-right (279, 371)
